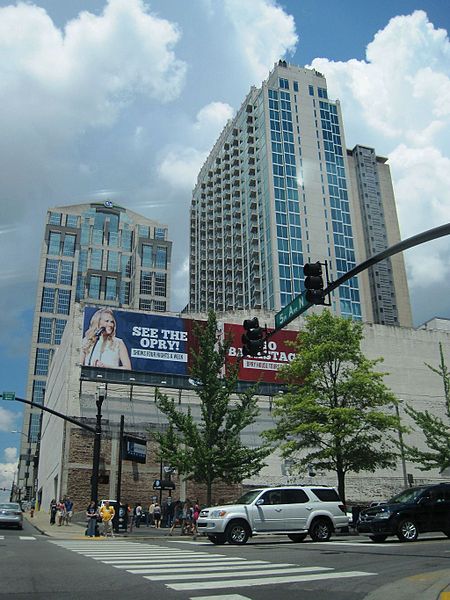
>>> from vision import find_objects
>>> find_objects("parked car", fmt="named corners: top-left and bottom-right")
top-left (357, 483), bottom-right (450, 542)
top-left (197, 485), bottom-right (349, 545)
top-left (0, 502), bottom-right (23, 529)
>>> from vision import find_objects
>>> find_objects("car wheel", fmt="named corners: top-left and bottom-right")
top-left (369, 534), bottom-right (388, 542)
top-left (309, 518), bottom-right (332, 542)
top-left (207, 534), bottom-right (226, 545)
top-left (397, 519), bottom-right (418, 542)
top-left (288, 533), bottom-right (307, 542)
top-left (225, 520), bottom-right (250, 545)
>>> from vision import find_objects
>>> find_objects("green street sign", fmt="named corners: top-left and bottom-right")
top-left (2, 392), bottom-right (15, 401)
top-left (274, 292), bottom-right (311, 329)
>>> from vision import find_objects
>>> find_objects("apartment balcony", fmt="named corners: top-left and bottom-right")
top-left (247, 125), bottom-right (254, 134)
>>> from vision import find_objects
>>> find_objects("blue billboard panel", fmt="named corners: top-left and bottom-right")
top-left (81, 307), bottom-right (198, 375)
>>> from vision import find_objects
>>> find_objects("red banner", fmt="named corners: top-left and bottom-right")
top-left (224, 323), bottom-right (298, 383)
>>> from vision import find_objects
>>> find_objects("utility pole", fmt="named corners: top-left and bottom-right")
top-left (91, 384), bottom-right (106, 506)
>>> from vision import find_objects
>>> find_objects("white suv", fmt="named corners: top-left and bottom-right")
top-left (197, 485), bottom-right (348, 545)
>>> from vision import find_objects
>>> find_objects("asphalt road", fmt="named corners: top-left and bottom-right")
top-left (1, 522), bottom-right (449, 599)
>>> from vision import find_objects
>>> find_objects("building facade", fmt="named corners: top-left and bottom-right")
top-left (16, 202), bottom-right (172, 501)
top-left (37, 304), bottom-right (450, 511)
top-left (188, 61), bottom-right (412, 327)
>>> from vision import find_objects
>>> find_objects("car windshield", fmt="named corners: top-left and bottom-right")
top-left (234, 490), bottom-right (263, 505)
top-left (387, 487), bottom-right (427, 504)
top-left (0, 503), bottom-right (19, 510)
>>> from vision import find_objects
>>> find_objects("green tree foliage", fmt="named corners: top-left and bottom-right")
top-left (263, 311), bottom-right (401, 504)
top-left (404, 343), bottom-right (450, 472)
top-left (155, 311), bottom-right (270, 505)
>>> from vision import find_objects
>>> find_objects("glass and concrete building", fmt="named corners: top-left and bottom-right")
top-left (16, 202), bottom-right (172, 500)
top-left (188, 61), bottom-right (412, 326)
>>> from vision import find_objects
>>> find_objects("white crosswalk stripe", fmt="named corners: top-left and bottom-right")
top-left (50, 540), bottom-right (376, 592)
top-left (19, 536), bottom-right (36, 540)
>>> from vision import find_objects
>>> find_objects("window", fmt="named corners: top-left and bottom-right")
top-left (105, 277), bottom-right (117, 301)
top-left (88, 275), bottom-right (101, 299)
top-left (65, 214), bottom-right (79, 228)
top-left (59, 261), bottom-right (73, 285)
top-left (28, 413), bottom-right (41, 442)
top-left (121, 229), bottom-right (132, 251)
top-left (155, 247), bottom-right (167, 269)
top-left (41, 288), bottom-right (55, 313)
top-left (153, 300), bottom-right (166, 311)
top-left (260, 490), bottom-right (282, 505)
top-left (139, 299), bottom-right (152, 311)
top-left (35, 348), bottom-right (52, 375)
top-left (107, 251), bottom-right (119, 271)
top-left (38, 318), bottom-right (53, 344)
top-left (56, 289), bottom-right (71, 314)
top-left (309, 85), bottom-right (314, 96)
top-left (293, 81), bottom-right (299, 92)
top-left (154, 273), bottom-right (166, 297)
top-left (62, 234), bottom-right (76, 256)
top-left (48, 212), bottom-right (62, 225)
top-left (138, 225), bottom-right (149, 238)
top-left (312, 488), bottom-right (341, 502)
top-left (155, 227), bottom-right (166, 240)
top-left (140, 271), bottom-right (152, 295)
top-left (142, 244), bottom-right (153, 268)
top-left (44, 259), bottom-right (58, 283)
top-left (90, 249), bottom-right (103, 270)
top-left (279, 78), bottom-right (289, 90)
top-left (48, 231), bottom-right (61, 255)
top-left (282, 489), bottom-right (309, 504)
top-left (32, 380), bottom-right (46, 406)
top-left (120, 281), bottom-right (130, 305)
top-left (54, 319), bottom-right (66, 345)
top-left (121, 255), bottom-right (132, 277)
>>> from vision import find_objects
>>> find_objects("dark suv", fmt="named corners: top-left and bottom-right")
top-left (357, 483), bottom-right (450, 542)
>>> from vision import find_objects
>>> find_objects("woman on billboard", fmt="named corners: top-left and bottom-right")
top-left (81, 308), bottom-right (131, 369)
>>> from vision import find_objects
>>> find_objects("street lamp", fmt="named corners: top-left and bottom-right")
top-left (91, 384), bottom-right (106, 506)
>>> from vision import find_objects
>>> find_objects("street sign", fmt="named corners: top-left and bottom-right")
top-left (1, 392), bottom-right (15, 401)
top-left (274, 292), bottom-right (311, 329)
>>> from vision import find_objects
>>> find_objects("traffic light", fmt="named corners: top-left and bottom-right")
top-left (242, 317), bottom-right (265, 357)
top-left (303, 261), bottom-right (325, 304)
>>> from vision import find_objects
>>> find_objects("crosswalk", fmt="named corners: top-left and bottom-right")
top-left (50, 540), bottom-right (376, 592)
top-left (0, 535), bottom-right (36, 540)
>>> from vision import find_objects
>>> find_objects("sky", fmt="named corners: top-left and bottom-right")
top-left (0, 0), bottom-right (449, 501)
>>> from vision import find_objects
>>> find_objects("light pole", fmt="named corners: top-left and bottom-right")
top-left (91, 384), bottom-right (106, 506)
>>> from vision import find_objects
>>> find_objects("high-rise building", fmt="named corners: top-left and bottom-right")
top-left (16, 202), bottom-right (172, 500)
top-left (188, 61), bottom-right (412, 326)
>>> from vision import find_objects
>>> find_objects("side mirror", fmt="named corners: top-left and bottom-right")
top-left (256, 498), bottom-right (265, 505)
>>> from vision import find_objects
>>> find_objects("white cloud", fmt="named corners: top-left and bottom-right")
top-left (0, 448), bottom-right (17, 502)
top-left (0, 407), bottom-right (18, 432)
top-left (224, 0), bottom-right (298, 84)
top-left (194, 101), bottom-right (234, 131)
top-left (4, 447), bottom-right (18, 462)
top-left (158, 147), bottom-right (208, 191)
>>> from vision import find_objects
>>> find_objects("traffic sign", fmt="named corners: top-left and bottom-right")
top-left (274, 292), bottom-right (311, 329)
top-left (2, 392), bottom-right (15, 401)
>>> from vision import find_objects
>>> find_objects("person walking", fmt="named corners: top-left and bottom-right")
top-left (99, 500), bottom-right (115, 538)
top-left (86, 501), bottom-right (98, 538)
top-left (64, 497), bottom-right (74, 525)
top-left (168, 500), bottom-right (182, 536)
top-left (134, 502), bottom-right (142, 528)
top-left (147, 501), bottom-right (155, 527)
top-left (153, 501), bottom-right (162, 528)
top-left (192, 502), bottom-right (200, 539)
top-left (49, 499), bottom-right (57, 525)
top-left (56, 499), bottom-right (66, 526)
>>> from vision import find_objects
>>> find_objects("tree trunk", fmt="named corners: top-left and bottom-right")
top-left (206, 476), bottom-right (212, 506)
top-left (337, 468), bottom-right (346, 506)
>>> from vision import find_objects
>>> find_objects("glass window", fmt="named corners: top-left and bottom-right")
top-left (54, 319), bottom-right (66, 345)
top-left (59, 261), bottom-right (73, 285)
top-left (260, 490), bottom-right (282, 505)
top-left (121, 229), bottom-right (132, 251)
top-left (32, 380), bottom-right (46, 406)
top-left (138, 225), bottom-right (149, 238)
top-left (56, 289), bottom-right (71, 314)
top-left (153, 300), bottom-right (166, 312)
top-left (108, 231), bottom-right (118, 246)
top-left (105, 277), bottom-right (117, 301)
top-left (120, 281), bottom-right (130, 305)
top-left (293, 81), bottom-right (299, 92)
top-left (80, 223), bottom-right (90, 245)
top-left (279, 78), bottom-right (289, 90)
top-left (107, 251), bottom-right (119, 271)
top-left (65, 214), bottom-right (79, 228)
top-left (41, 288), bottom-right (55, 313)
top-left (62, 234), bottom-right (76, 256)
top-left (155, 247), bottom-right (167, 269)
top-left (75, 274), bottom-right (85, 302)
top-left (142, 245), bottom-right (152, 268)
top-left (309, 85), bottom-right (314, 96)
top-left (154, 273), bottom-right (166, 297)
top-left (311, 488), bottom-right (341, 502)
top-left (48, 231), bottom-right (61, 255)
top-left (121, 255), bottom-right (132, 277)
top-left (38, 318), bottom-right (52, 344)
top-left (90, 249), bottom-right (103, 270)
top-left (88, 275), bottom-right (101, 299)
top-left (140, 271), bottom-right (152, 295)
top-left (155, 227), bottom-right (166, 240)
top-left (48, 212), bottom-right (62, 225)
top-left (44, 259), bottom-right (58, 283)
top-left (28, 413), bottom-right (41, 442)
top-left (35, 348), bottom-right (52, 375)
top-left (139, 299), bottom-right (152, 311)
top-left (282, 489), bottom-right (309, 503)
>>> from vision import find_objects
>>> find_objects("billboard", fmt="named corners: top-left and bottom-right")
top-left (122, 436), bottom-right (147, 464)
top-left (81, 307), bottom-right (199, 375)
top-left (224, 323), bottom-right (298, 383)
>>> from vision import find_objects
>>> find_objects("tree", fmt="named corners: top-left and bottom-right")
top-left (155, 311), bottom-right (270, 505)
top-left (404, 343), bottom-right (450, 472)
top-left (263, 310), bottom-right (401, 504)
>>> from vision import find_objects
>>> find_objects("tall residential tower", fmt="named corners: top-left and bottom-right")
top-left (188, 61), bottom-right (412, 326)
top-left (16, 202), bottom-right (172, 500)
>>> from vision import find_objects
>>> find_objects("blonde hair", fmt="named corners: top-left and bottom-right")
top-left (82, 308), bottom-right (117, 354)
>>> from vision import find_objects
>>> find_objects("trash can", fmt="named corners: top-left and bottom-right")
top-left (116, 503), bottom-right (129, 532)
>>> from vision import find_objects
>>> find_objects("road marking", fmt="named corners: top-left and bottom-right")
top-left (320, 541), bottom-right (393, 548)
top-left (167, 570), bottom-right (376, 591)
top-left (125, 562), bottom-right (296, 574)
top-left (110, 559), bottom-right (256, 566)
top-left (19, 536), bottom-right (36, 540)
top-left (140, 566), bottom-right (331, 580)
top-left (190, 596), bottom-right (251, 600)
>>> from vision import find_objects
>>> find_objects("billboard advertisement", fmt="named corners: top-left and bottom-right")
top-left (224, 323), bottom-right (298, 383)
top-left (81, 306), bottom-right (199, 375)
top-left (122, 436), bottom-right (147, 464)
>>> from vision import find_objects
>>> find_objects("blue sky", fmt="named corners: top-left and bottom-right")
top-left (1, 0), bottom-right (449, 499)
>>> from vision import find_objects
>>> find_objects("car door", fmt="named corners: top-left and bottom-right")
top-left (429, 488), bottom-right (450, 532)
top-left (281, 488), bottom-right (310, 531)
top-left (252, 490), bottom-right (287, 532)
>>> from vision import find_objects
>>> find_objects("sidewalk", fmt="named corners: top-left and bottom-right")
top-left (25, 510), bottom-right (191, 541)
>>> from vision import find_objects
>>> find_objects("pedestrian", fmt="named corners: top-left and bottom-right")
top-left (86, 501), bottom-right (98, 538)
top-left (99, 500), bottom-right (115, 538)
top-left (64, 497), bottom-right (74, 525)
top-left (134, 502), bottom-right (142, 528)
top-left (168, 500), bottom-right (182, 536)
top-left (147, 501), bottom-right (155, 527)
top-left (153, 501), bottom-right (162, 528)
top-left (181, 500), bottom-right (192, 535)
top-left (167, 497), bottom-right (175, 528)
top-left (49, 499), bottom-right (57, 525)
top-left (192, 502), bottom-right (200, 538)
top-left (56, 499), bottom-right (66, 526)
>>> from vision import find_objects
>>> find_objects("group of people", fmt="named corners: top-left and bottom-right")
top-left (49, 497), bottom-right (73, 526)
top-left (128, 498), bottom-right (200, 536)
top-left (169, 500), bottom-right (200, 537)
top-left (86, 500), bottom-right (116, 538)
